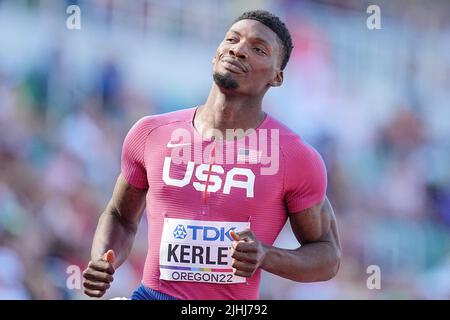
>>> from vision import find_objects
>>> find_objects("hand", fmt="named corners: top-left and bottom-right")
top-left (230, 229), bottom-right (267, 278)
top-left (83, 250), bottom-right (115, 298)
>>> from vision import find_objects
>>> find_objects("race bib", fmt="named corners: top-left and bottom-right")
top-left (159, 218), bottom-right (250, 284)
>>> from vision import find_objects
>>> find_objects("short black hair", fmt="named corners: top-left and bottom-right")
top-left (234, 10), bottom-right (293, 70)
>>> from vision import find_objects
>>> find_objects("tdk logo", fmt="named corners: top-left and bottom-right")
top-left (173, 225), bottom-right (236, 242)
top-left (173, 225), bottom-right (187, 239)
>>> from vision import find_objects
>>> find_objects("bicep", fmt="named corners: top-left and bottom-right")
top-left (289, 197), bottom-right (339, 247)
top-left (106, 174), bottom-right (147, 227)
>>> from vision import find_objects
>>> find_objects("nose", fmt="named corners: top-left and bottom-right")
top-left (228, 43), bottom-right (248, 60)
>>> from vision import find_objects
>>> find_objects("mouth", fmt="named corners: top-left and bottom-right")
top-left (220, 57), bottom-right (248, 74)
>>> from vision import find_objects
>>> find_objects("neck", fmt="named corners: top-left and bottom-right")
top-left (194, 84), bottom-right (266, 139)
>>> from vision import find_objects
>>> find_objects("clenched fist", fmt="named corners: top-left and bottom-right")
top-left (230, 230), bottom-right (267, 278)
top-left (83, 250), bottom-right (115, 298)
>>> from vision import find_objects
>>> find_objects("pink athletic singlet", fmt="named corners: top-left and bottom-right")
top-left (121, 107), bottom-right (327, 299)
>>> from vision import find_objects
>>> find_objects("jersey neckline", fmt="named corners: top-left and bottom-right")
top-left (189, 105), bottom-right (271, 144)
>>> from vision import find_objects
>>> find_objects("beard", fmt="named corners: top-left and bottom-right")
top-left (213, 72), bottom-right (239, 90)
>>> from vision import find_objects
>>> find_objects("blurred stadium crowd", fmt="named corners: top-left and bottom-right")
top-left (0, 0), bottom-right (449, 299)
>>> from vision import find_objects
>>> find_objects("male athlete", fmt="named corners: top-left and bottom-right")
top-left (82, 10), bottom-right (341, 300)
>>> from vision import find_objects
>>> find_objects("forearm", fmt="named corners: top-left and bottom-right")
top-left (261, 241), bottom-right (340, 282)
top-left (90, 209), bottom-right (138, 267)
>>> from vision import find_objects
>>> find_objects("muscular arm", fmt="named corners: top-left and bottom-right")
top-left (91, 174), bottom-right (147, 266)
top-left (261, 197), bottom-right (341, 281)
top-left (83, 174), bottom-right (146, 297)
top-left (231, 197), bottom-right (341, 282)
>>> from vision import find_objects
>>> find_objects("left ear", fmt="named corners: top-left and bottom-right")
top-left (270, 70), bottom-right (283, 87)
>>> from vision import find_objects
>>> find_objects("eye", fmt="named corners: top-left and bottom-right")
top-left (226, 38), bottom-right (237, 43)
top-left (253, 47), bottom-right (266, 55)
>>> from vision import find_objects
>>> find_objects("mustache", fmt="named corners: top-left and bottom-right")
top-left (220, 56), bottom-right (248, 73)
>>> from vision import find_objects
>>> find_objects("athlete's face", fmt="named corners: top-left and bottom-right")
top-left (212, 19), bottom-right (284, 95)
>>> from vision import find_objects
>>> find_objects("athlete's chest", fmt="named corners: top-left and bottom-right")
top-left (143, 127), bottom-right (284, 205)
